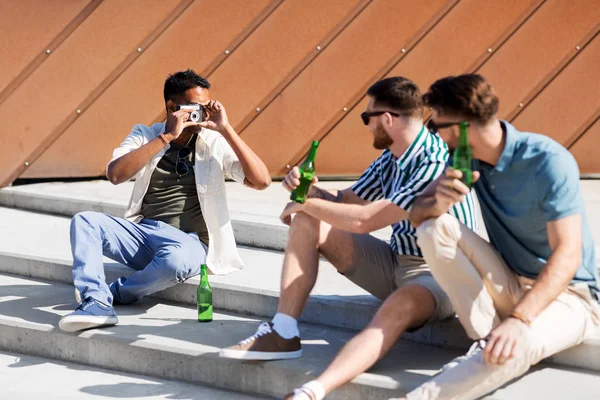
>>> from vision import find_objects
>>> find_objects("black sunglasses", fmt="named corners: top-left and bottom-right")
top-left (426, 119), bottom-right (463, 134)
top-left (360, 111), bottom-right (401, 126)
top-left (176, 147), bottom-right (192, 177)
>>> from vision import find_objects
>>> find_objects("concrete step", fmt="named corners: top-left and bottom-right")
top-left (0, 273), bottom-right (461, 400)
top-left (3, 273), bottom-right (600, 400)
top-left (2, 207), bottom-right (600, 375)
top-left (0, 350), bottom-right (267, 400)
top-left (0, 206), bottom-right (469, 349)
top-left (0, 180), bottom-right (391, 252)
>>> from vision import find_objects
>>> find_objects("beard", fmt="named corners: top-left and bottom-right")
top-left (372, 125), bottom-right (393, 150)
top-left (184, 125), bottom-right (203, 135)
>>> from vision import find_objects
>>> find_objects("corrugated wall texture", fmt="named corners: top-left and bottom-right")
top-left (1, 0), bottom-right (599, 186)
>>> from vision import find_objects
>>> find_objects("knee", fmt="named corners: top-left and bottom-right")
top-left (156, 246), bottom-right (198, 282)
top-left (289, 212), bottom-right (322, 242)
top-left (290, 212), bottom-right (319, 231)
top-left (70, 211), bottom-right (103, 234)
top-left (369, 286), bottom-right (434, 333)
top-left (416, 214), bottom-right (459, 257)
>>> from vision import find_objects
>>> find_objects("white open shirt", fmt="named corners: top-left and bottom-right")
top-left (109, 122), bottom-right (245, 275)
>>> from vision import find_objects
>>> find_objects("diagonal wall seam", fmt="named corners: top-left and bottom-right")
top-left (0, 0), bottom-right (103, 107)
top-left (565, 108), bottom-right (600, 150)
top-left (233, 0), bottom-right (374, 135)
top-left (1, 0), bottom-right (195, 188)
top-left (506, 27), bottom-right (599, 122)
top-left (466, 0), bottom-right (546, 74)
top-left (150, 0), bottom-right (285, 126)
top-left (284, 0), bottom-right (459, 171)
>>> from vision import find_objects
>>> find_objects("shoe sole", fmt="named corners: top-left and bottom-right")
top-left (219, 348), bottom-right (302, 360)
top-left (58, 315), bottom-right (118, 333)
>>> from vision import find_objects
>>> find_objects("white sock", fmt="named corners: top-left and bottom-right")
top-left (272, 312), bottom-right (299, 339)
top-left (291, 380), bottom-right (325, 400)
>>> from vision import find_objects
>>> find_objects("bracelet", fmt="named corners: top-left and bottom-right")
top-left (159, 133), bottom-right (170, 146)
top-left (509, 311), bottom-right (532, 326)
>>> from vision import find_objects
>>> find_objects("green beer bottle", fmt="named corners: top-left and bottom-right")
top-left (290, 140), bottom-right (319, 203)
top-left (197, 264), bottom-right (212, 322)
top-left (453, 121), bottom-right (473, 189)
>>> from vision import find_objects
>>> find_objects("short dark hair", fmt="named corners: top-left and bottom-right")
top-left (423, 74), bottom-right (499, 124)
top-left (366, 77), bottom-right (423, 117)
top-left (163, 69), bottom-right (210, 102)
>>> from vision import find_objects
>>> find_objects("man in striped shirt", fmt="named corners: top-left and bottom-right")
top-left (221, 77), bottom-right (477, 400)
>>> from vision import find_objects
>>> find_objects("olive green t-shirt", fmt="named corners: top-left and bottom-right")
top-left (140, 136), bottom-right (209, 246)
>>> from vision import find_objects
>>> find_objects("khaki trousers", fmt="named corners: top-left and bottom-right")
top-left (406, 214), bottom-right (600, 400)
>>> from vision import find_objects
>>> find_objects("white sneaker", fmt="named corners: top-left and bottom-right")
top-left (440, 339), bottom-right (486, 373)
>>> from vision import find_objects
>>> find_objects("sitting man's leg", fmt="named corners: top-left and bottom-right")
top-left (60, 212), bottom-right (205, 332)
top-left (282, 222), bottom-right (452, 399)
top-left (60, 211), bottom-right (154, 332)
top-left (287, 283), bottom-right (442, 400)
top-left (400, 214), bottom-right (600, 400)
top-left (109, 219), bottom-right (206, 305)
top-left (220, 212), bottom-right (359, 360)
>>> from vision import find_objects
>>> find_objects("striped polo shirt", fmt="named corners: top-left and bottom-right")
top-left (352, 126), bottom-right (478, 257)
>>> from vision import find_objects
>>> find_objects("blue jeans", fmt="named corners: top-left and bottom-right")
top-left (70, 211), bottom-right (207, 305)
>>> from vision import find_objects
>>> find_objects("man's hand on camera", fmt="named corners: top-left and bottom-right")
top-left (164, 110), bottom-right (200, 141)
top-left (282, 166), bottom-right (318, 193)
top-left (198, 100), bottom-right (231, 134)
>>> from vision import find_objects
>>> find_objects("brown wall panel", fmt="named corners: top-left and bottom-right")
top-left (317, 0), bottom-right (538, 177)
top-left (0, 0), bottom-right (87, 93)
top-left (512, 34), bottom-right (600, 145)
top-left (208, 0), bottom-right (362, 128)
top-left (316, 97), bottom-right (378, 177)
top-left (22, 0), bottom-right (271, 178)
top-left (239, 0), bottom-right (450, 176)
top-left (3, 2), bottom-right (600, 182)
top-left (569, 119), bottom-right (600, 175)
top-left (0, 0), bottom-right (180, 183)
top-left (477, 0), bottom-right (600, 118)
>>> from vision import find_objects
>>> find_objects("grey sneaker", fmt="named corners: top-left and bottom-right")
top-left (220, 322), bottom-right (302, 360)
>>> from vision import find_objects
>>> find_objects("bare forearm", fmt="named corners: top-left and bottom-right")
top-left (107, 136), bottom-right (166, 185)
top-left (408, 195), bottom-right (438, 227)
top-left (302, 198), bottom-right (366, 233)
top-left (308, 186), bottom-right (344, 203)
top-left (221, 125), bottom-right (270, 189)
top-left (513, 248), bottom-right (580, 321)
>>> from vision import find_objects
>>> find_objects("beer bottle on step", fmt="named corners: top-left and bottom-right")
top-left (197, 264), bottom-right (212, 322)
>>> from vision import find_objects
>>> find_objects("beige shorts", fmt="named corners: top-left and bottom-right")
top-left (342, 233), bottom-right (453, 324)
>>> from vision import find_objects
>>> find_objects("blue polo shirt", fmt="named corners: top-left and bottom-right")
top-left (474, 121), bottom-right (598, 294)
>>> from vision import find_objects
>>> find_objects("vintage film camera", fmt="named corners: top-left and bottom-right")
top-left (176, 104), bottom-right (204, 122)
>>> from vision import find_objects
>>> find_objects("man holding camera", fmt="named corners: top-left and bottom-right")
top-left (59, 69), bottom-right (271, 332)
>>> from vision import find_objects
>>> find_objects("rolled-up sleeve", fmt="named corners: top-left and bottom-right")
top-left (351, 157), bottom-right (384, 201)
top-left (390, 153), bottom-right (446, 210)
top-left (221, 137), bottom-right (245, 183)
top-left (108, 124), bottom-right (146, 166)
top-left (539, 152), bottom-right (583, 221)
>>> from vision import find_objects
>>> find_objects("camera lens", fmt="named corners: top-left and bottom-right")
top-left (190, 111), bottom-right (200, 122)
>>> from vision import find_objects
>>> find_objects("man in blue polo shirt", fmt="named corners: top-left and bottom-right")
top-left (402, 74), bottom-right (600, 400)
